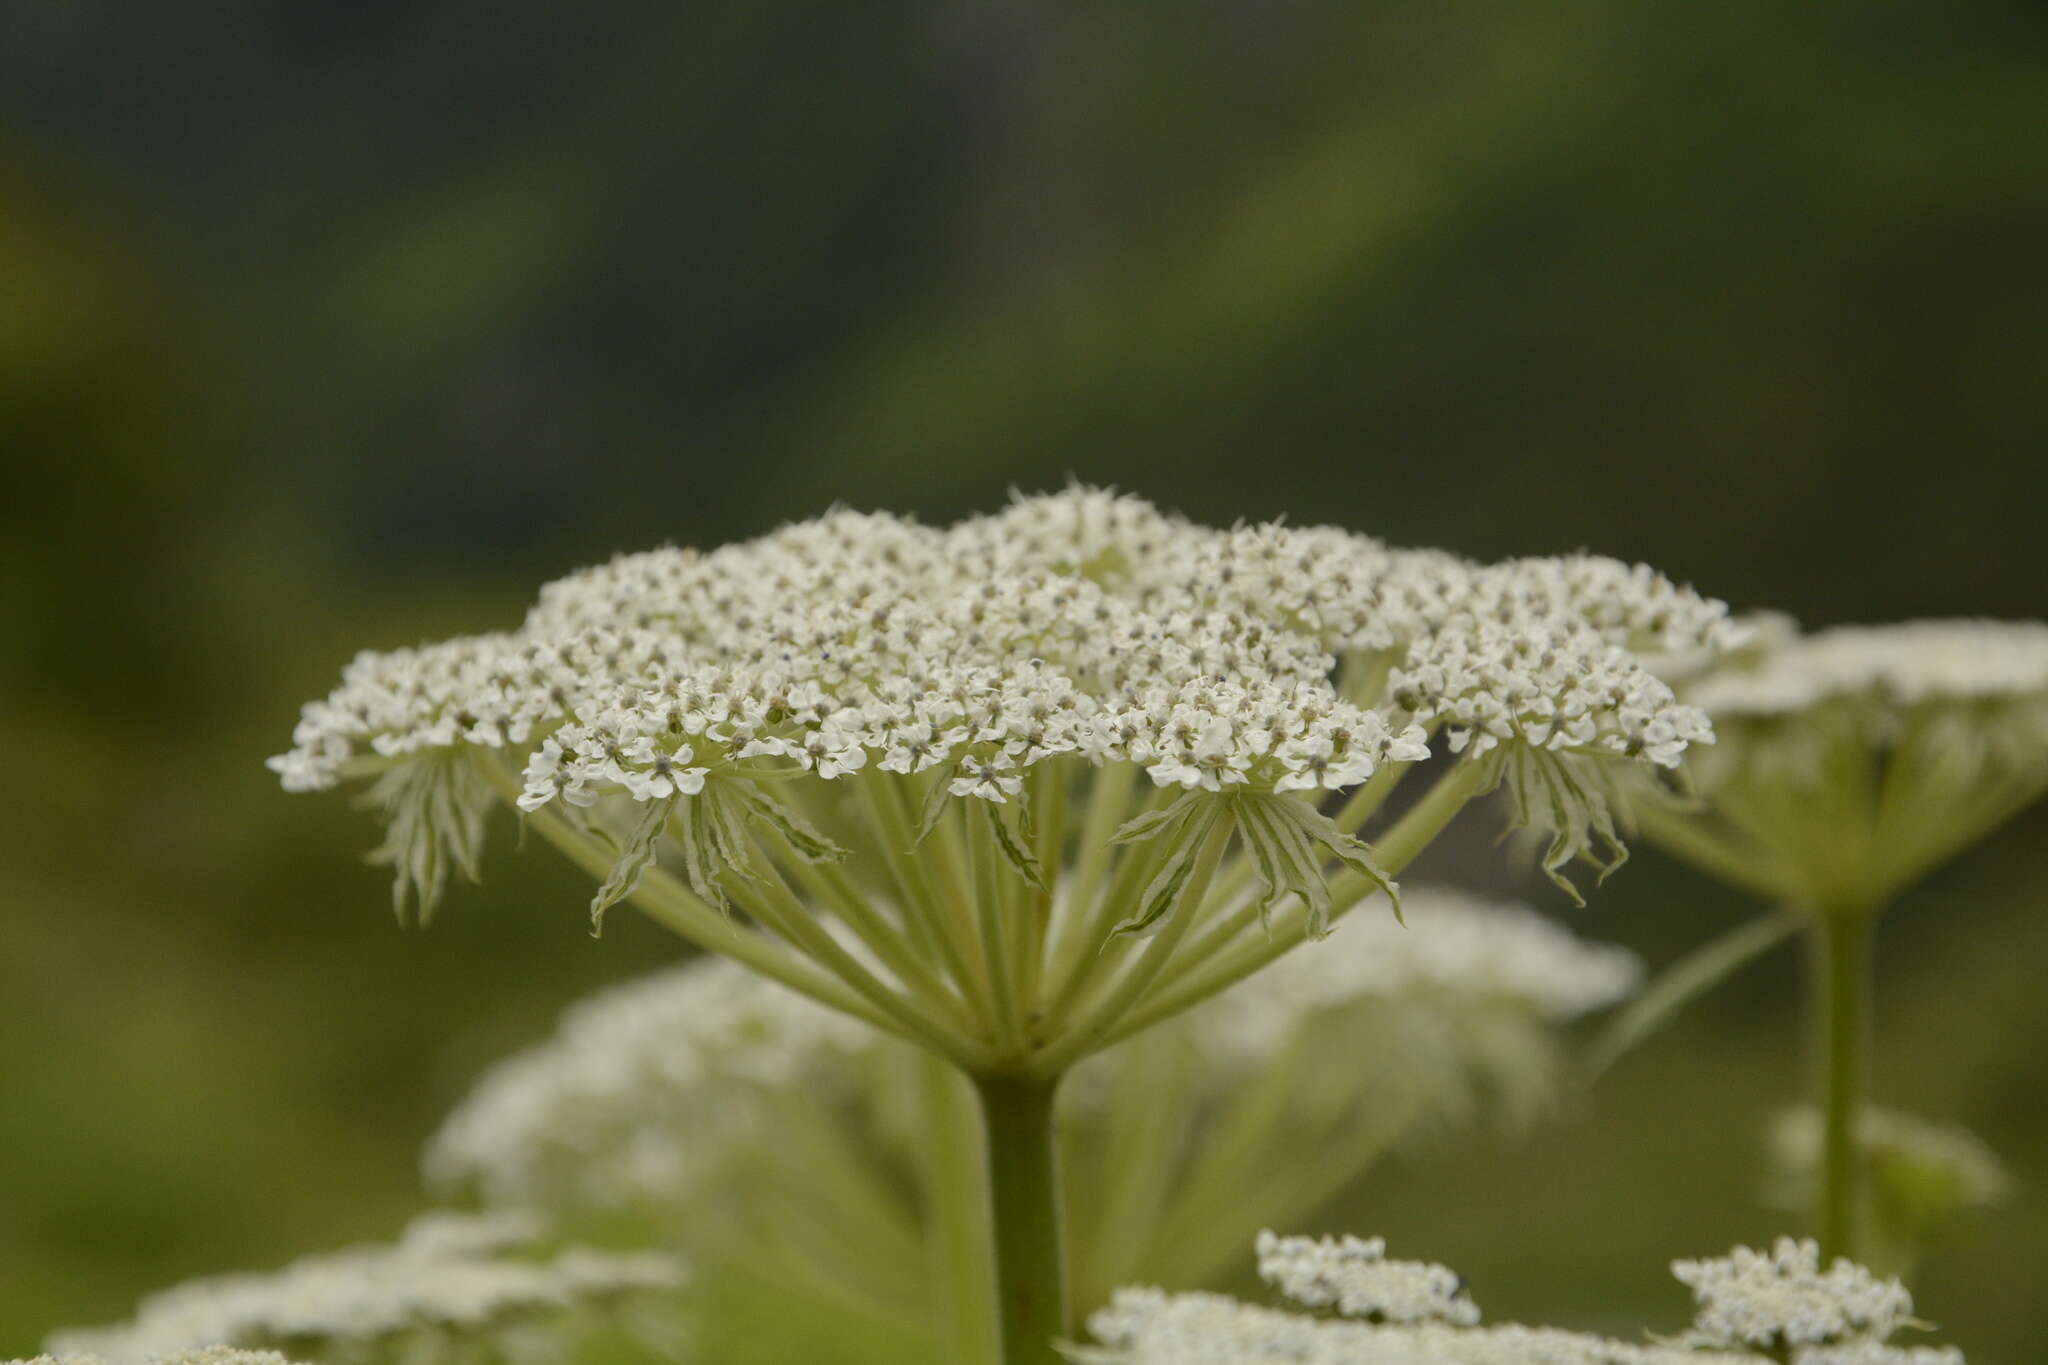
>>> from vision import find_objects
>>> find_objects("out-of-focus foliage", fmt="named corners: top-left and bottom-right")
top-left (1, 0), bottom-right (2043, 1359)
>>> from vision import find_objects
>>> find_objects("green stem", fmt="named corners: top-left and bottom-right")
top-left (1581, 909), bottom-right (1800, 1081)
top-left (1811, 908), bottom-right (1876, 1263)
top-left (975, 1072), bottom-right (1070, 1365)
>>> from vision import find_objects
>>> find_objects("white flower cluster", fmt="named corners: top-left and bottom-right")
top-left (270, 492), bottom-right (1725, 886)
top-left (13, 1352), bottom-right (302, 1365)
top-left (1253, 1231), bottom-right (1478, 1326)
top-left (1077, 1289), bottom-right (1755, 1365)
top-left (1074, 1232), bottom-right (1961, 1365)
top-left (1794, 1348), bottom-right (1963, 1365)
top-left (1177, 888), bottom-right (1641, 1073)
top-left (1689, 620), bottom-right (2048, 715)
top-left (424, 955), bottom-right (872, 1212)
top-left (1639, 617), bottom-right (2048, 910)
top-left (1685, 619), bottom-right (2048, 788)
top-left (1671, 1237), bottom-right (1914, 1353)
top-left (46, 1213), bottom-right (684, 1364)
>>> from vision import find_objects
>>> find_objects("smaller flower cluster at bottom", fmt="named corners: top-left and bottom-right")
top-left (11, 1352), bottom-right (299, 1365)
top-left (1070, 1232), bottom-right (1961, 1365)
top-left (39, 1212), bottom-right (685, 1365)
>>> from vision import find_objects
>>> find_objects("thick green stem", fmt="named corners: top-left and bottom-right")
top-left (1811, 908), bottom-right (1876, 1263)
top-left (975, 1071), bottom-right (1070, 1365)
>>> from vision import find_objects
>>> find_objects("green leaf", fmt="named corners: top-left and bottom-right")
top-left (588, 794), bottom-right (679, 935)
top-left (982, 799), bottom-right (1048, 890)
top-left (700, 784), bottom-right (761, 884)
top-left (1500, 750), bottom-right (1629, 906)
top-left (1233, 797), bottom-right (1291, 934)
top-left (1264, 794), bottom-right (1402, 928)
top-left (1109, 790), bottom-right (1205, 845)
top-left (360, 751), bottom-right (498, 926)
top-left (913, 769), bottom-right (956, 848)
top-left (737, 783), bottom-right (851, 864)
top-left (1235, 796), bottom-right (1305, 934)
top-left (672, 794), bottom-right (728, 913)
top-left (1110, 798), bottom-right (1223, 938)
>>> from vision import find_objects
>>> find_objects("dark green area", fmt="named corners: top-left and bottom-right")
top-left (2, 1), bottom-right (2042, 1357)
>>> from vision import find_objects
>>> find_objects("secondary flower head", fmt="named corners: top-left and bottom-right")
top-left (424, 955), bottom-right (873, 1215)
top-left (14, 1353), bottom-right (305, 1365)
top-left (1071, 1232), bottom-right (1962, 1365)
top-left (1252, 1231), bottom-right (1477, 1326)
top-left (1671, 1237), bottom-right (1914, 1353)
top-left (46, 1213), bottom-right (684, 1365)
top-left (271, 490), bottom-right (1727, 1072)
top-left (1650, 619), bottom-right (2048, 912)
top-left (1177, 887), bottom-right (1641, 1075)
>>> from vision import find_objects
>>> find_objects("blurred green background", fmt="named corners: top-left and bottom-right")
top-left (2, 0), bottom-right (2043, 1356)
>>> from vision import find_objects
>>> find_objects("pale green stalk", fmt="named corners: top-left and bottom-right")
top-left (1016, 760), bottom-right (1069, 1023)
top-left (859, 771), bottom-right (996, 1022)
top-left (478, 759), bottom-right (898, 1035)
top-left (1039, 784), bottom-right (1174, 1021)
top-left (726, 853), bottom-right (994, 1070)
top-left (764, 827), bottom-right (981, 1036)
top-left (1031, 809), bottom-right (1234, 1075)
top-left (1812, 906), bottom-right (1877, 1263)
top-left (1582, 909), bottom-right (1801, 1080)
top-left (1054, 760), bottom-right (1139, 962)
top-left (971, 808), bottom-right (1024, 1054)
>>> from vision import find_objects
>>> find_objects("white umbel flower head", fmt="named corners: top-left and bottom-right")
top-left (12, 1353), bottom-right (304, 1365)
top-left (1074, 1290), bottom-right (1765, 1365)
top-left (1795, 1348), bottom-right (1965, 1365)
top-left (45, 1213), bottom-right (685, 1365)
top-left (1253, 1231), bottom-right (1477, 1326)
top-left (1652, 618), bottom-right (2048, 912)
top-left (425, 955), bottom-right (873, 1213)
top-left (1071, 1231), bottom-right (1963, 1365)
top-left (1671, 1237), bottom-right (1914, 1352)
top-left (1178, 887), bottom-right (1641, 1073)
top-left (271, 490), bottom-right (1727, 1072)
top-left (1688, 620), bottom-right (2048, 716)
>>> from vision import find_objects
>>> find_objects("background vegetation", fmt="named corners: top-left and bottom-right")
top-left (3, 1), bottom-right (2043, 1357)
